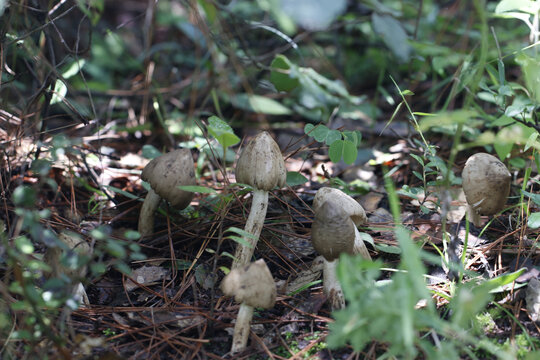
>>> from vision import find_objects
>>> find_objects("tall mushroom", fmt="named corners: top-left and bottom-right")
top-left (232, 132), bottom-right (286, 268)
top-left (311, 199), bottom-right (356, 310)
top-left (312, 187), bottom-right (371, 260)
top-left (462, 153), bottom-right (511, 227)
top-left (138, 149), bottom-right (196, 238)
top-left (221, 259), bottom-right (276, 353)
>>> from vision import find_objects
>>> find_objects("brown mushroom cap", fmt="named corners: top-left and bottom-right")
top-left (141, 149), bottom-right (196, 209)
top-left (221, 259), bottom-right (276, 308)
top-left (311, 199), bottom-right (356, 261)
top-left (235, 132), bottom-right (287, 191)
top-left (312, 187), bottom-right (367, 226)
top-left (462, 153), bottom-right (511, 215)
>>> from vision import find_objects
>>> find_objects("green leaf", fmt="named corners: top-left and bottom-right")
top-left (329, 139), bottom-right (357, 164)
top-left (105, 240), bottom-right (126, 258)
top-left (527, 212), bottom-right (540, 229)
top-left (12, 186), bottom-right (37, 208)
top-left (286, 171), bottom-right (308, 187)
top-left (524, 131), bottom-right (539, 152)
top-left (15, 236), bottom-right (34, 254)
top-left (103, 185), bottom-right (142, 200)
top-left (306, 124), bottom-right (329, 142)
top-left (178, 185), bottom-right (217, 194)
top-left (486, 267), bottom-right (527, 293)
top-left (142, 144), bottom-right (162, 159)
top-left (374, 243), bottom-right (402, 254)
top-left (207, 116), bottom-right (240, 149)
top-left (371, 13), bottom-right (411, 62)
top-left (516, 52), bottom-right (540, 102)
top-left (280, 0), bottom-right (347, 31)
top-left (114, 262), bottom-right (132, 275)
top-left (326, 129), bottom-right (341, 145)
top-left (270, 54), bottom-right (299, 92)
top-left (230, 94), bottom-right (291, 115)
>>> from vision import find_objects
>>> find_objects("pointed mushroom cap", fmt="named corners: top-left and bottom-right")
top-left (235, 132), bottom-right (287, 191)
top-left (141, 149), bottom-right (196, 209)
top-left (313, 187), bottom-right (367, 226)
top-left (462, 153), bottom-right (511, 215)
top-left (311, 199), bottom-right (356, 261)
top-left (221, 259), bottom-right (276, 308)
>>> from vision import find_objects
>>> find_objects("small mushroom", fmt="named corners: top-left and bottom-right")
top-left (232, 132), bottom-right (286, 268)
top-left (221, 259), bottom-right (276, 353)
top-left (462, 153), bottom-right (511, 227)
top-left (312, 187), bottom-right (371, 260)
top-left (311, 199), bottom-right (357, 310)
top-left (44, 232), bottom-right (91, 305)
top-left (138, 149), bottom-right (196, 238)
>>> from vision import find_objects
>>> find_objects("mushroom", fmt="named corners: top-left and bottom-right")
top-left (138, 149), bottom-right (196, 238)
top-left (461, 153), bottom-right (511, 227)
top-left (232, 132), bottom-right (286, 268)
top-left (312, 187), bottom-right (371, 260)
top-left (221, 259), bottom-right (276, 353)
top-left (44, 232), bottom-right (91, 305)
top-left (311, 198), bottom-right (358, 310)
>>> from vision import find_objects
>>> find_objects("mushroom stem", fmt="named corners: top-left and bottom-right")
top-left (323, 259), bottom-right (345, 310)
top-left (231, 302), bottom-right (254, 353)
top-left (138, 188), bottom-right (162, 238)
top-left (353, 226), bottom-right (372, 260)
top-left (232, 189), bottom-right (269, 269)
top-left (466, 204), bottom-right (482, 227)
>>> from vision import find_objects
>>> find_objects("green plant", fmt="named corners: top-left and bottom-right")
top-left (327, 171), bottom-right (520, 359)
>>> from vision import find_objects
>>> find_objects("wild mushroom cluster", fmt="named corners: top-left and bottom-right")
top-left (135, 133), bottom-right (516, 355)
top-left (135, 131), bottom-right (377, 353)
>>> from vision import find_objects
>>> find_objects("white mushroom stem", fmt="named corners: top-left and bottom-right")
top-left (466, 204), bottom-right (482, 227)
top-left (232, 189), bottom-right (268, 269)
top-left (231, 303), bottom-right (254, 353)
top-left (138, 188), bottom-right (162, 238)
top-left (323, 259), bottom-right (345, 310)
top-left (353, 227), bottom-right (372, 260)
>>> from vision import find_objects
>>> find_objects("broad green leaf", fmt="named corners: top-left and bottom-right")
top-left (371, 13), bottom-right (411, 62)
top-left (328, 139), bottom-right (357, 164)
top-left (527, 212), bottom-right (540, 229)
top-left (142, 144), bottom-right (162, 159)
top-left (207, 116), bottom-right (240, 149)
top-left (516, 52), bottom-right (540, 103)
top-left (342, 140), bottom-right (358, 164)
top-left (280, 0), bottom-right (346, 31)
top-left (286, 171), bottom-right (308, 187)
top-left (525, 132), bottom-right (539, 152)
top-left (270, 54), bottom-right (299, 92)
top-left (306, 124), bottom-right (330, 142)
top-left (326, 129), bottom-right (341, 145)
top-left (230, 94), bottom-right (291, 115)
top-left (495, 0), bottom-right (540, 15)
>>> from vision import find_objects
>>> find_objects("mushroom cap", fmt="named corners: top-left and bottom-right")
top-left (141, 149), bottom-right (196, 209)
top-left (235, 132), bottom-right (287, 191)
top-left (462, 153), bottom-right (511, 216)
top-left (220, 259), bottom-right (276, 308)
top-left (311, 199), bottom-right (356, 261)
top-left (312, 187), bottom-right (367, 226)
